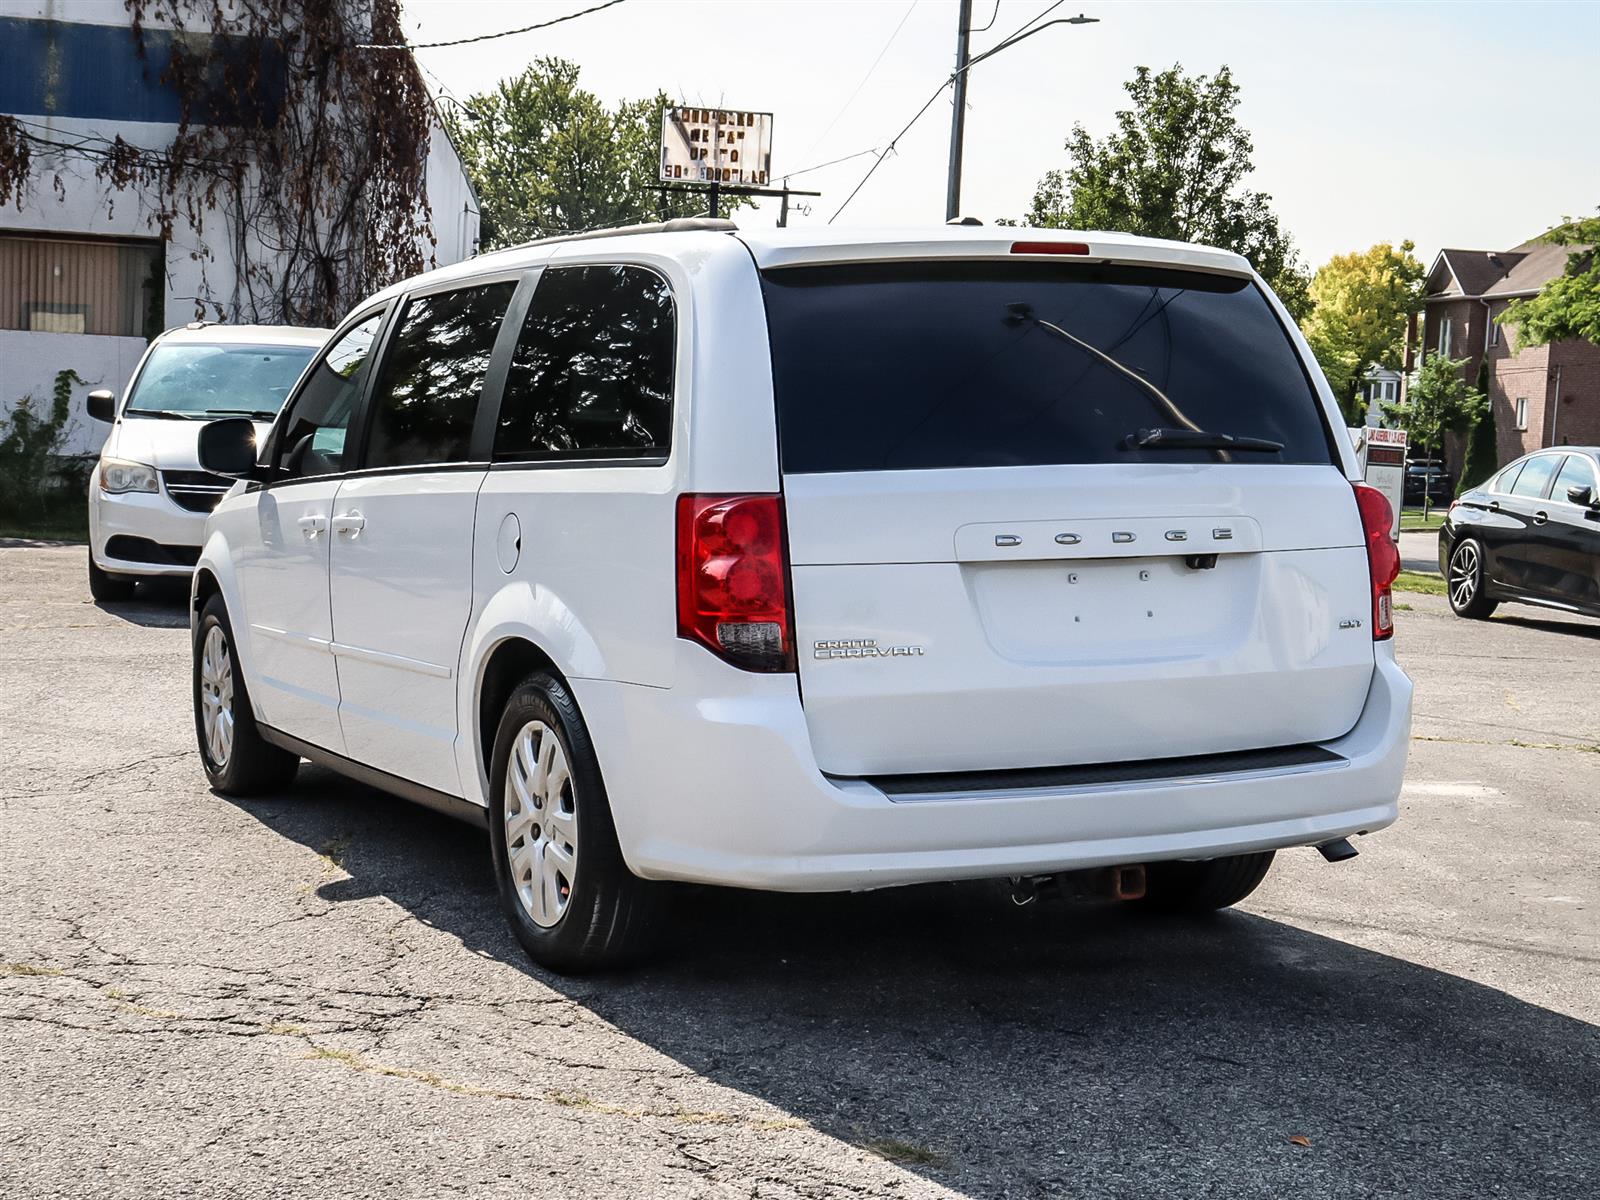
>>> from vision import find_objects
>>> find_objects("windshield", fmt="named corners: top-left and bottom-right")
top-left (124, 342), bottom-right (317, 419)
top-left (760, 261), bottom-right (1335, 472)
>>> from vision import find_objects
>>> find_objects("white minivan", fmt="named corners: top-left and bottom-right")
top-left (190, 222), bottom-right (1411, 972)
top-left (87, 322), bottom-right (329, 600)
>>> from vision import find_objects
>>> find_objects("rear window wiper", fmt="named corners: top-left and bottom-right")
top-left (1123, 426), bottom-right (1285, 453)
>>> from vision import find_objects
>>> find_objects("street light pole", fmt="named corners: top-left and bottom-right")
top-left (944, 0), bottom-right (973, 223)
top-left (944, 11), bottom-right (1099, 223)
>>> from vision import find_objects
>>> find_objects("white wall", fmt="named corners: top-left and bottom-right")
top-left (2, 7), bottom-right (480, 455)
top-left (0, 329), bottom-right (143, 456)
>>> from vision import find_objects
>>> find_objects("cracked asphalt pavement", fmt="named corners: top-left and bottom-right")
top-left (2, 541), bottom-right (1597, 1198)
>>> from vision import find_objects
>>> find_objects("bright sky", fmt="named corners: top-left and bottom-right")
top-left (401, 0), bottom-right (1600, 269)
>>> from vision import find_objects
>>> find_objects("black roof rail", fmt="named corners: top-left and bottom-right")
top-left (499, 217), bottom-right (737, 254)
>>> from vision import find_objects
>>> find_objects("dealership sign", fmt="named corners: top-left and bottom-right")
top-left (660, 106), bottom-right (773, 186)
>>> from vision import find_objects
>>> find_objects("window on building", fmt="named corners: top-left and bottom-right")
top-left (1515, 397), bottom-right (1529, 431)
top-left (364, 282), bottom-right (517, 470)
top-left (0, 232), bottom-right (162, 339)
top-left (1438, 318), bottom-right (1453, 357)
top-left (1489, 317), bottom-right (1499, 347)
top-left (494, 265), bottom-right (676, 462)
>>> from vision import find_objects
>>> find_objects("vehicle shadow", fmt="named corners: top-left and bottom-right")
top-left (1490, 610), bottom-right (1600, 640)
top-left (93, 573), bottom-right (193, 629)
top-left (225, 768), bottom-right (1600, 1198)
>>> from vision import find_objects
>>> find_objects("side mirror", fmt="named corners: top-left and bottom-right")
top-left (1566, 484), bottom-right (1594, 507)
top-left (86, 389), bottom-right (117, 423)
top-left (198, 417), bottom-right (265, 479)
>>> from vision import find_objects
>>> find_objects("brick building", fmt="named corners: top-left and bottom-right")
top-left (1418, 238), bottom-right (1599, 480)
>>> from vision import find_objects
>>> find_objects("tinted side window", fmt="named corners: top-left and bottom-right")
top-left (277, 312), bottom-right (383, 479)
top-left (1552, 454), bottom-right (1597, 501)
top-left (1510, 455), bottom-right (1560, 499)
top-left (364, 282), bottom-right (516, 470)
top-left (1490, 461), bottom-right (1524, 494)
top-left (494, 265), bottom-right (675, 462)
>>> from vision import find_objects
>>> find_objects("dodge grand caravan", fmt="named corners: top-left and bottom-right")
top-left (87, 322), bottom-right (328, 600)
top-left (190, 222), bottom-right (1412, 971)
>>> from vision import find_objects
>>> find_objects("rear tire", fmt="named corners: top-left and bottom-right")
top-left (193, 594), bottom-right (299, 795)
top-left (88, 555), bottom-right (136, 602)
top-left (488, 672), bottom-right (663, 973)
top-left (1139, 851), bottom-right (1274, 913)
top-left (1447, 537), bottom-right (1498, 619)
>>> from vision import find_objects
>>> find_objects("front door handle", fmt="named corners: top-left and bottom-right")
top-left (1534, 510), bottom-right (1549, 526)
top-left (297, 514), bottom-right (328, 538)
top-left (331, 510), bottom-right (366, 537)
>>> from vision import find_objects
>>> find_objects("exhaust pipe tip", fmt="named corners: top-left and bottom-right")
top-left (1316, 837), bottom-right (1359, 863)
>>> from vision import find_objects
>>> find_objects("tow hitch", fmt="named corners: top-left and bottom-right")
top-left (1008, 864), bottom-right (1147, 905)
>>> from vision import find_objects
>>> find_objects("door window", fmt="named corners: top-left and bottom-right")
top-left (363, 282), bottom-right (517, 470)
top-left (1490, 462), bottom-right (1524, 494)
top-left (276, 311), bottom-right (384, 479)
top-left (1552, 455), bottom-right (1597, 504)
top-left (1509, 454), bottom-right (1560, 500)
top-left (493, 264), bottom-right (676, 462)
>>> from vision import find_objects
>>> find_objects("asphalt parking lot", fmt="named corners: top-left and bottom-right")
top-left (2, 541), bottom-right (1597, 1199)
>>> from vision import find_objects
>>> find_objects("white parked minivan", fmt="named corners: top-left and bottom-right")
top-left (190, 222), bottom-right (1411, 972)
top-left (88, 322), bottom-right (329, 600)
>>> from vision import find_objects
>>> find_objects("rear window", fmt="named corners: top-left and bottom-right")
top-left (760, 261), bottom-right (1334, 473)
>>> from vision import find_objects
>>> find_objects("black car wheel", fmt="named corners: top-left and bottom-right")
top-left (1447, 537), bottom-right (1498, 619)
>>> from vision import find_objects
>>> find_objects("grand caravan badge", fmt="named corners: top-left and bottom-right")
top-left (814, 638), bottom-right (926, 661)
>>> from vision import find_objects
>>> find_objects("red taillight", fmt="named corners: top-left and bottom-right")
top-left (1353, 483), bottom-right (1400, 639)
top-left (676, 494), bottom-right (795, 672)
top-left (1010, 240), bottom-right (1090, 255)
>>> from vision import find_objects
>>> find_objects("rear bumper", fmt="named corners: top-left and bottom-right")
top-left (575, 644), bottom-right (1412, 892)
top-left (89, 488), bottom-right (204, 578)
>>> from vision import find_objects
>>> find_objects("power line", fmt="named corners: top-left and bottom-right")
top-left (827, 0), bottom-right (1073, 223)
top-left (358, 0), bottom-right (629, 51)
top-left (780, 146), bottom-right (884, 183)
top-left (827, 82), bottom-right (949, 224)
top-left (796, 0), bottom-right (920, 167)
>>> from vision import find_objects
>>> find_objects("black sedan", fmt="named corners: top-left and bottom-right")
top-left (1438, 447), bottom-right (1600, 619)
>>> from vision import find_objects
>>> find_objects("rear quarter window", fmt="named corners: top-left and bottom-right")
top-left (759, 261), bottom-right (1335, 473)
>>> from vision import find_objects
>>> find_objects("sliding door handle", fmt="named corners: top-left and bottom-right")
top-left (331, 510), bottom-right (366, 537)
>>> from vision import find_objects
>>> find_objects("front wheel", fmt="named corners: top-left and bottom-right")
top-left (1447, 537), bottom-right (1499, 619)
top-left (193, 594), bottom-right (299, 795)
top-left (1139, 852), bottom-right (1274, 913)
top-left (488, 672), bottom-right (663, 973)
top-left (88, 555), bottom-right (136, 602)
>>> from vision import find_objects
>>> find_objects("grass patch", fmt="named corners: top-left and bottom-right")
top-left (1399, 510), bottom-right (1447, 531)
top-left (857, 1137), bottom-right (949, 1167)
top-left (1, 963), bottom-right (64, 977)
top-left (0, 495), bottom-right (90, 543)
top-left (1394, 570), bottom-right (1445, 596)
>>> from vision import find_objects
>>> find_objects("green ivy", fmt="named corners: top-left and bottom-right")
top-left (0, 369), bottom-right (86, 518)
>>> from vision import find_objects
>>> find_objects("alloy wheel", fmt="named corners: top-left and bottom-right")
top-left (1449, 541), bottom-right (1480, 610)
top-left (504, 720), bottom-right (579, 928)
top-left (199, 625), bottom-right (235, 767)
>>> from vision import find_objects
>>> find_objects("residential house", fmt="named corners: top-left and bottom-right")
top-left (1359, 366), bottom-right (1404, 428)
top-left (1419, 237), bottom-right (1599, 479)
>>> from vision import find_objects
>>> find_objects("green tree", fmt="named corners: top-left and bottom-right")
top-left (445, 60), bottom-right (746, 249)
top-left (1458, 360), bottom-right (1498, 492)
top-left (1497, 213), bottom-right (1600, 348)
top-left (1301, 241), bottom-right (1426, 424)
top-left (1383, 354), bottom-right (1487, 516)
top-left (1019, 64), bottom-right (1311, 317)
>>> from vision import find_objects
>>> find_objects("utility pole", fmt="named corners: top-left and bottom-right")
top-left (944, 0), bottom-right (973, 223)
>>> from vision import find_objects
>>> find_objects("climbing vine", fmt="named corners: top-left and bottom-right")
top-left (0, 0), bottom-right (435, 327)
